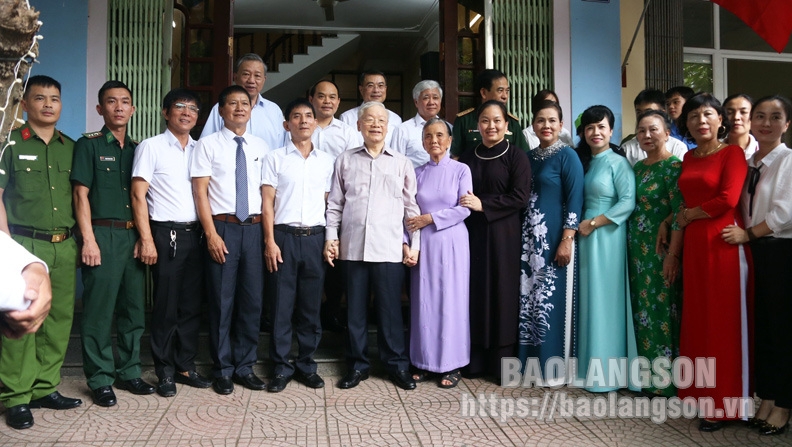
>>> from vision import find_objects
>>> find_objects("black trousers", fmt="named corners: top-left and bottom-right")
top-left (268, 228), bottom-right (325, 376)
top-left (752, 237), bottom-right (792, 408)
top-left (206, 221), bottom-right (263, 378)
top-left (149, 223), bottom-right (204, 379)
top-left (345, 261), bottom-right (408, 373)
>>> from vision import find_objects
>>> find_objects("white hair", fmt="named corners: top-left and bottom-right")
top-left (412, 80), bottom-right (442, 101)
top-left (357, 101), bottom-right (387, 120)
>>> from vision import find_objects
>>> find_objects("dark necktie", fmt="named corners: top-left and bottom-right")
top-left (233, 136), bottom-right (249, 222)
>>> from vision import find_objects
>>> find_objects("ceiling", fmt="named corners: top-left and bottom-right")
top-left (234, 0), bottom-right (439, 35)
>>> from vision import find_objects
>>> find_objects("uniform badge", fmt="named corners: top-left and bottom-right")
top-left (83, 131), bottom-right (103, 139)
top-left (99, 156), bottom-right (116, 162)
top-left (21, 127), bottom-right (31, 140)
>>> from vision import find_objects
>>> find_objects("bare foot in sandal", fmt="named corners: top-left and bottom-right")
top-left (439, 370), bottom-right (461, 388)
top-left (412, 369), bottom-right (432, 382)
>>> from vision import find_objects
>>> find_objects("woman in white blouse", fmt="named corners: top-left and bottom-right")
top-left (723, 95), bottom-right (792, 436)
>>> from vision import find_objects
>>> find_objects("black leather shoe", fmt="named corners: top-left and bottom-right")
top-left (389, 370), bottom-right (416, 390)
top-left (92, 386), bottom-right (117, 407)
top-left (6, 404), bottom-right (33, 430)
top-left (213, 376), bottom-right (234, 395)
top-left (175, 371), bottom-right (212, 389)
top-left (29, 391), bottom-right (83, 410)
top-left (295, 371), bottom-right (325, 389)
top-left (267, 374), bottom-right (292, 393)
top-left (116, 378), bottom-right (155, 395)
top-left (760, 421), bottom-right (789, 436)
top-left (233, 373), bottom-right (267, 390)
top-left (698, 419), bottom-right (726, 432)
top-left (157, 377), bottom-right (177, 397)
top-left (338, 369), bottom-right (369, 389)
top-left (321, 315), bottom-right (347, 333)
top-left (747, 417), bottom-right (766, 429)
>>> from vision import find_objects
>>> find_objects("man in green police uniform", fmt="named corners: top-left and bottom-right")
top-left (0, 75), bottom-right (82, 430)
top-left (71, 80), bottom-right (155, 408)
top-left (450, 69), bottom-right (528, 158)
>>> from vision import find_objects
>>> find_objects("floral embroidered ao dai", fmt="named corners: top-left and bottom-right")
top-left (518, 141), bottom-right (584, 385)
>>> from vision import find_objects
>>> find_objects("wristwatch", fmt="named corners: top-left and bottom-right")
top-left (590, 218), bottom-right (597, 228)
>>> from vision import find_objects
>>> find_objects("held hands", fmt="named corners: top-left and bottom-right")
top-left (459, 191), bottom-right (482, 212)
top-left (721, 224), bottom-right (749, 245)
top-left (324, 240), bottom-right (339, 267)
top-left (406, 214), bottom-right (433, 232)
top-left (206, 233), bottom-right (229, 264)
top-left (402, 244), bottom-right (419, 267)
top-left (264, 240), bottom-right (283, 273)
top-left (1, 262), bottom-right (52, 339)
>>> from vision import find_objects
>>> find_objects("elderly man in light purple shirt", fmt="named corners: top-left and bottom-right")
top-left (324, 101), bottom-right (420, 391)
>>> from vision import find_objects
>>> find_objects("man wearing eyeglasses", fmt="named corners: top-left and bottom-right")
top-left (131, 88), bottom-right (213, 398)
top-left (339, 70), bottom-right (402, 146)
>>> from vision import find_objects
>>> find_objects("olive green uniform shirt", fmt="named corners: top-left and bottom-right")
top-left (69, 125), bottom-right (136, 220)
top-left (450, 108), bottom-right (529, 158)
top-left (0, 123), bottom-right (75, 230)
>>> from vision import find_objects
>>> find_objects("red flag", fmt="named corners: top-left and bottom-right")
top-left (712, 0), bottom-right (792, 53)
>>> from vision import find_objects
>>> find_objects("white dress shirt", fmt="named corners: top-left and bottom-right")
top-left (742, 143), bottom-right (792, 238)
top-left (0, 231), bottom-right (45, 311)
top-left (621, 136), bottom-right (689, 166)
top-left (339, 105), bottom-right (401, 147)
top-left (200, 94), bottom-right (286, 152)
top-left (326, 145), bottom-right (420, 263)
top-left (262, 142), bottom-right (334, 227)
top-left (132, 129), bottom-right (198, 222)
top-left (311, 118), bottom-right (362, 160)
top-left (390, 113), bottom-right (446, 169)
top-left (190, 128), bottom-right (270, 215)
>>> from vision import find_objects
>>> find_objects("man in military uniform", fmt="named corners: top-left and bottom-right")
top-left (450, 69), bottom-right (528, 158)
top-left (71, 80), bottom-right (155, 408)
top-left (0, 75), bottom-right (82, 430)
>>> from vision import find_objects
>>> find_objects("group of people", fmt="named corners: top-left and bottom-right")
top-left (1, 53), bottom-right (789, 438)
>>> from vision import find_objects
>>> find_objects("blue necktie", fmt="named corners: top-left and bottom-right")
top-left (233, 136), bottom-right (249, 222)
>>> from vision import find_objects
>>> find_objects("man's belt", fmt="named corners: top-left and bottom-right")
top-left (150, 220), bottom-right (201, 231)
top-left (274, 224), bottom-right (324, 236)
top-left (92, 219), bottom-right (135, 230)
top-left (8, 225), bottom-right (71, 243)
top-left (212, 214), bottom-right (262, 225)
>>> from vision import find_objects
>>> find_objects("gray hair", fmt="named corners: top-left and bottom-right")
top-left (235, 53), bottom-right (268, 74)
top-left (412, 80), bottom-right (442, 101)
top-left (357, 101), bottom-right (388, 120)
top-left (423, 117), bottom-right (451, 135)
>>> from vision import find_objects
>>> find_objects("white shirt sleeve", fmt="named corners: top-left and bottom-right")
top-left (0, 231), bottom-right (45, 311)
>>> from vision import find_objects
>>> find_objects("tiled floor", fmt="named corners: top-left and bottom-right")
top-left (1, 373), bottom-right (788, 447)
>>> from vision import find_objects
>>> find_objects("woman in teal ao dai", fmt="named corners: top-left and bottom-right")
top-left (575, 105), bottom-right (638, 393)
top-left (627, 110), bottom-right (683, 397)
top-left (518, 101), bottom-right (584, 385)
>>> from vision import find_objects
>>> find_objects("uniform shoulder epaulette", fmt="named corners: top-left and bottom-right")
top-left (83, 130), bottom-right (103, 139)
top-left (507, 112), bottom-right (520, 122)
top-left (456, 107), bottom-right (475, 117)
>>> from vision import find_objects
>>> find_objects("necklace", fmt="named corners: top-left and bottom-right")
top-left (475, 141), bottom-right (510, 160)
top-left (694, 142), bottom-right (725, 158)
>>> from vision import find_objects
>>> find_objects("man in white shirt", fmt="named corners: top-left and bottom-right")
top-left (191, 85), bottom-right (270, 395)
top-left (262, 99), bottom-right (334, 393)
top-left (131, 88), bottom-right (212, 398)
top-left (339, 70), bottom-right (401, 146)
top-left (621, 89), bottom-right (689, 166)
top-left (308, 80), bottom-right (360, 332)
top-left (391, 80), bottom-right (446, 168)
top-left (200, 53), bottom-right (285, 151)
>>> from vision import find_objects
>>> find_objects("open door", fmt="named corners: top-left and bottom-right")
top-left (440, 0), bottom-right (485, 119)
top-left (172, 0), bottom-right (233, 138)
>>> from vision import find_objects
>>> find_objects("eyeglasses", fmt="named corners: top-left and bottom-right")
top-left (361, 117), bottom-right (388, 126)
top-left (173, 103), bottom-right (200, 114)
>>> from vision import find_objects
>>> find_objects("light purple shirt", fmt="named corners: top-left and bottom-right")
top-left (325, 145), bottom-right (421, 263)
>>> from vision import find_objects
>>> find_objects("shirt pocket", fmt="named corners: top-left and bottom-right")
top-left (13, 158), bottom-right (46, 192)
top-left (56, 159), bottom-right (73, 191)
top-left (386, 174), bottom-right (402, 198)
top-left (95, 158), bottom-right (119, 189)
